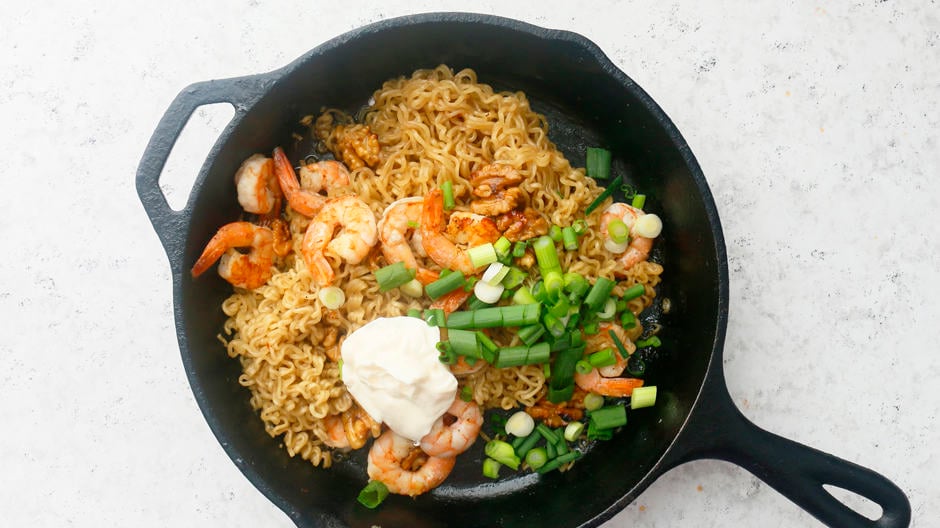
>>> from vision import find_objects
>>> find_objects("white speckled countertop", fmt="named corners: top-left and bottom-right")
top-left (2, 1), bottom-right (937, 526)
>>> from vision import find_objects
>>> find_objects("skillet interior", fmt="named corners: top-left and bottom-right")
top-left (178, 14), bottom-right (722, 528)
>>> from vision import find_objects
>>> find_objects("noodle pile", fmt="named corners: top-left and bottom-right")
top-left (219, 65), bottom-right (663, 468)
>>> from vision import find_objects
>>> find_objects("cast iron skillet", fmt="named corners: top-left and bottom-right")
top-left (136, 13), bottom-right (911, 528)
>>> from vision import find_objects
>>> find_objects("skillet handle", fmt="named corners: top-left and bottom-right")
top-left (664, 377), bottom-right (911, 528)
top-left (135, 74), bottom-right (271, 255)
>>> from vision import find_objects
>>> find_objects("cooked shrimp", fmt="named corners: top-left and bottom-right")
top-left (575, 323), bottom-right (643, 397)
top-left (420, 398), bottom-right (483, 458)
top-left (368, 430), bottom-right (456, 497)
top-left (445, 211), bottom-right (502, 247)
top-left (420, 189), bottom-right (476, 275)
top-left (191, 222), bottom-right (274, 289)
top-left (234, 154), bottom-right (280, 215)
top-left (600, 202), bottom-right (655, 271)
top-left (430, 287), bottom-right (473, 313)
top-left (322, 416), bottom-right (351, 449)
top-left (298, 160), bottom-right (350, 195)
top-left (378, 197), bottom-right (425, 271)
top-left (273, 147), bottom-right (327, 217)
top-left (301, 196), bottom-right (378, 286)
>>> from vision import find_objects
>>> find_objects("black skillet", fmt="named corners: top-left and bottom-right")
top-left (136, 13), bottom-right (911, 528)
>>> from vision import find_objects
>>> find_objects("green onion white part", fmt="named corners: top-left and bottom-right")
top-left (505, 410), bottom-right (535, 437)
top-left (318, 286), bottom-right (346, 309)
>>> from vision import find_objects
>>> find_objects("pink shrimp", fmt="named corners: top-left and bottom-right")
top-left (273, 147), bottom-right (350, 217)
top-left (190, 222), bottom-right (274, 289)
top-left (234, 154), bottom-right (281, 215)
top-left (301, 196), bottom-right (377, 286)
top-left (575, 323), bottom-right (643, 397)
top-left (367, 430), bottom-right (456, 497)
top-left (378, 197), bottom-right (427, 272)
top-left (419, 398), bottom-right (483, 458)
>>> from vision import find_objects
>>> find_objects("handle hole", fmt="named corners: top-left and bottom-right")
top-left (822, 484), bottom-right (883, 521)
top-left (160, 102), bottom-right (236, 211)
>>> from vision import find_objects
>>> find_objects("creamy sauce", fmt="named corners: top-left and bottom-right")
top-left (341, 316), bottom-right (457, 442)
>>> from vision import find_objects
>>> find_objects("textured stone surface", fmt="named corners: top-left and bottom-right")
top-left (1, 1), bottom-right (937, 526)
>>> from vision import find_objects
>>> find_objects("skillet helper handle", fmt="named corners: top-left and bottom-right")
top-left (135, 75), bottom-right (268, 253)
top-left (667, 380), bottom-right (911, 528)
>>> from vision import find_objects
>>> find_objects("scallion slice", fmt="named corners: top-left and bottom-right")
top-left (575, 360), bottom-right (593, 375)
top-left (460, 384), bottom-right (473, 402)
top-left (543, 270), bottom-right (564, 297)
top-left (535, 450), bottom-right (582, 474)
top-left (426, 271), bottom-right (466, 300)
top-left (572, 219), bottom-right (588, 235)
top-left (399, 278), bottom-right (423, 298)
top-left (621, 283), bottom-right (646, 301)
top-left (588, 348), bottom-right (617, 368)
top-left (317, 286), bottom-right (346, 309)
top-left (482, 457), bottom-right (502, 479)
top-left (585, 175), bottom-right (622, 215)
top-left (604, 237), bottom-right (630, 253)
top-left (583, 392), bottom-right (604, 411)
top-left (590, 404), bottom-right (627, 430)
top-left (584, 277), bottom-right (616, 312)
top-left (586, 147), bottom-right (612, 180)
top-left (467, 243), bottom-right (498, 269)
top-left (562, 226), bottom-right (578, 250)
top-left (505, 411), bottom-right (536, 437)
top-left (563, 272), bottom-right (590, 298)
top-left (442, 180), bottom-right (455, 210)
top-left (634, 213), bottom-right (663, 238)
top-left (448, 328), bottom-right (481, 358)
top-left (606, 218), bottom-right (629, 244)
top-left (609, 328), bottom-right (631, 359)
top-left (631, 193), bottom-right (646, 210)
top-left (484, 440), bottom-right (521, 470)
top-left (517, 324), bottom-right (546, 346)
top-left (494, 236), bottom-right (512, 257)
top-left (514, 431), bottom-right (542, 458)
top-left (512, 240), bottom-right (527, 258)
top-left (357, 480), bottom-right (389, 509)
top-left (620, 310), bottom-right (637, 329)
top-left (635, 336), bottom-right (662, 348)
top-left (501, 266), bottom-right (527, 289)
top-left (512, 286), bottom-right (538, 305)
top-left (597, 297), bottom-right (617, 321)
top-left (549, 224), bottom-right (563, 242)
top-left (374, 262), bottom-right (416, 292)
top-left (474, 279), bottom-right (505, 304)
top-left (532, 235), bottom-right (561, 274)
top-left (631, 386), bottom-right (657, 409)
top-left (564, 421), bottom-right (585, 442)
top-left (524, 447), bottom-right (548, 470)
top-left (482, 262), bottom-right (509, 285)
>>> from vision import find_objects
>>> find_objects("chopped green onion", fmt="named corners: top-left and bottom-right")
top-left (590, 405), bottom-right (627, 430)
top-left (583, 392), bottom-right (605, 411)
top-left (547, 384), bottom-right (574, 403)
top-left (442, 180), bottom-right (455, 210)
top-left (474, 279), bottom-right (505, 304)
top-left (604, 237), bottom-right (630, 253)
top-left (620, 310), bottom-right (637, 329)
top-left (407, 308), bottom-right (422, 318)
top-left (476, 331), bottom-right (498, 354)
top-left (564, 421), bottom-right (585, 442)
top-left (545, 438), bottom-right (557, 459)
top-left (563, 272), bottom-right (590, 298)
top-left (536, 423), bottom-right (560, 445)
top-left (501, 267), bottom-right (527, 289)
top-left (636, 336), bottom-right (662, 348)
top-left (357, 480), bottom-right (389, 509)
top-left (531, 280), bottom-right (548, 303)
top-left (634, 213), bottom-right (663, 238)
top-left (514, 431), bottom-right (542, 458)
top-left (588, 348), bottom-right (617, 368)
top-left (448, 329), bottom-right (481, 358)
top-left (467, 294), bottom-right (492, 311)
top-left (543, 362), bottom-right (551, 378)
top-left (615, 298), bottom-right (628, 313)
top-left (565, 311), bottom-right (582, 331)
top-left (597, 298), bottom-right (617, 321)
top-left (400, 278), bottom-right (423, 298)
top-left (464, 276), bottom-right (479, 292)
top-left (426, 271), bottom-right (466, 300)
top-left (526, 342), bottom-right (550, 364)
top-left (584, 277), bottom-right (616, 312)
top-left (631, 193), bottom-right (646, 210)
top-left (586, 419), bottom-right (614, 440)
top-left (532, 236), bottom-right (561, 274)
top-left (460, 384), bottom-right (473, 402)
top-left (482, 457), bottom-right (502, 479)
top-left (517, 324), bottom-right (546, 346)
top-left (561, 226), bottom-right (578, 251)
top-left (554, 430), bottom-right (569, 455)
top-left (542, 312), bottom-right (566, 338)
top-left (374, 262), bottom-right (416, 292)
top-left (494, 343), bottom-right (550, 368)
top-left (536, 450), bottom-right (582, 474)
top-left (484, 440), bottom-right (520, 470)
top-left (407, 220), bottom-right (419, 229)
top-left (444, 310), bottom-right (474, 329)
top-left (543, 270), bottom-right (564, 297)
top-left (511, 434), bottom-right (527, 450)
top-left (583, 321), bottom-right (599, 335)
top-left (572, 219), bottom-right (588, 235)
top-left (524, 447), bottom-right (548, 470)
top-left (423, 308), bottom-right (446, 327)
top-left (549, 346), bottom-right (582, 391)
top-left (627, 355), bottom-right (646, 377)
top-left (501, 304), bottom-right (541, 326)
top-left (318, 286), bottom-right (346, 309)
top-left (575, 360), bottom-right (593, 375)
top-left (549, 296), bottom-right (570, 318)
top-left (482, 262), bottom-right (509, 285)
top-left (512, 286), bottom-right (538, 305)
top-left (622, 283), bottom-right (646, 301)
top-left (467, 243), bottom-right (498, 269)
top-left (606, 218), bottom-right (629, 244)
top-left (506, 410), bottom-right (536, 437)
top-left (631, 386), bottom-right (657, 409)
top-left (585, 175), bottom-right (622, 215)
top-left (586, 147), bottom-right (612, 180)
top-left (549, 224), bottom-right (563, 242)
top-left (494, 236), bottom-right (512, 257)
top-left (609, 328), bottom-right (631, 359)
top-left (436, 341), bottom-right (456, 364)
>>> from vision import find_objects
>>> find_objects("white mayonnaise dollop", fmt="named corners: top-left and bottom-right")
top-left (341, 316), bottom-right (457, 442)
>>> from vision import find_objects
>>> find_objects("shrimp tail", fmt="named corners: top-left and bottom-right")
top-left (191, 222), bottom-right (259, 277)
top-left (273, 146), bottom-right (326, 217)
